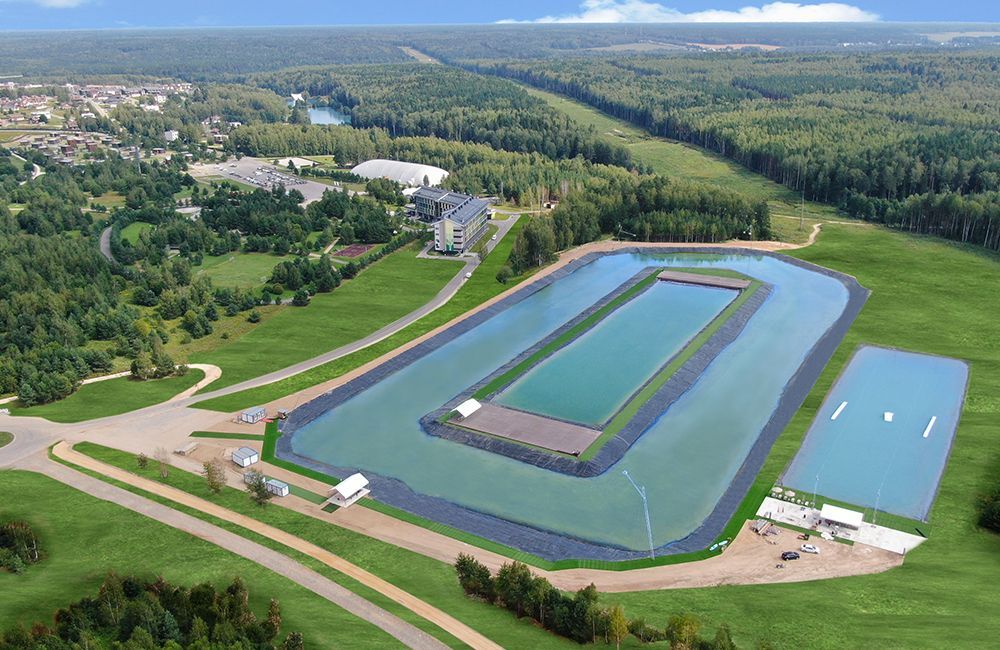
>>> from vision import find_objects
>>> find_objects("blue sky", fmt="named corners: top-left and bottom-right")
top-left (0, 1), bottom-right (996, 30)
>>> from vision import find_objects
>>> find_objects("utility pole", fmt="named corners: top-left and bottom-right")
top-left (622, 470), bottom-right (655, 559)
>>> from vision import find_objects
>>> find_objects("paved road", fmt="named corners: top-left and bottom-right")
top-left (99, 226), bottom-right (116, 263)
top-left (49, 443), bottom-right (501, 650)
top-left (17, 452), bottom-right (447, 650)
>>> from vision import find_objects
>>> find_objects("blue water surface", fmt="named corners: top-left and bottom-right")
top-left (782, 346), bottom-right (967, 520)
top-left (291, 252), bottom-right (850, 549)
top-left (497, 281), bottom-right (736, 425)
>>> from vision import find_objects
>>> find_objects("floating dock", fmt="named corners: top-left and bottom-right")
top-left (657, 270), bottom-right (751, 290)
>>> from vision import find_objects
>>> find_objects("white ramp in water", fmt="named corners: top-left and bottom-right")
top-left (831, 401), bottom-right (848, 420)
top-left (922, 416), bottom-right (937, 439)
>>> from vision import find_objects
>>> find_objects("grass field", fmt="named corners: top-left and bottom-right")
top-left (605, 225), bottom-right (1000, 648)
top-left (0, 471), bottom-right (398, 648)
top-left (0, 131), bottom-right (30, 143)
top-left (89, 192), bottom-right (126, 210)
top-left (119, 221), bottom-right (153, 244)
top-left (69, 442), bottom-right (574, 649)
top-left (195, 252), bottom-right (293, 289)
top-left (0, 432), bottom-right (12, 449)
top-left (194, 217), bottom-right (528, 412)
top-left (8, 371), bottom-right (204, 423)
top-left (522, 85), bottom-right (845, 243)
top-left (191, 241), bottom-right (463, 391)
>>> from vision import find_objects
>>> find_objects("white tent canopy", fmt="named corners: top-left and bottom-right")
top-left (328, 473), bottom-right (370, 508)
top-left (820, 503), bottom-right (864, 529)
top-left (351, 159), bottom-right (449, 187)
top-left (453, 398), bottom-right (482, 419)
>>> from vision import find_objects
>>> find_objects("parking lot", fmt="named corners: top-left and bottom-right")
top-left (190, 157), bottom-right (343, 205)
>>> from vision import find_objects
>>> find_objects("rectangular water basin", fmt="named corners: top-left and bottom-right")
top-left (494, 280), bottom-right (737, 425)
top-left (782, 345), bottom-right (968, 521)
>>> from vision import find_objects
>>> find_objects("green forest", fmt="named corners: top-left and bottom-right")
top-left (247, 65), bottom-right (634, 167)
top-left (472, 51), bottom-right (1000, 250)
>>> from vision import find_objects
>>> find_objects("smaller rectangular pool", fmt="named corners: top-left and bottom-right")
top-left (782, 345), bottom-right (968, 521)
top-left (494, 281), bottom-right (736, 425)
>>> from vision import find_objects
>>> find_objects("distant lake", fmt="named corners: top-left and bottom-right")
top-left (308, 106), bottom-right (351, 125)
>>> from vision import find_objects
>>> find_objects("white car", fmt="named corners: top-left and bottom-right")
top-left (801, 544), bottom-right (820, 554)
top-left (491, 234), bottom-right (497, 240)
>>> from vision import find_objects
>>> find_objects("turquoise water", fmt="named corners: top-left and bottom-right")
top-left (782, 346), bottom-right (967, 521)
top-left (291, 252), bottom-right (850, 550)
top-left (308, 106), bottom-right (351, 125)
top-left (496, 281), bottom-right (736, 425)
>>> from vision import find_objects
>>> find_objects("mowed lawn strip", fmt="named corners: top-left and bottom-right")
top-left (7, 371), bottom-right (204, 423)
top-left (0, 471), bottom-right (401, 649)
top-left (69, 442), bottom-right (575, 649)
top-left (608, 225), bottom-right (1000, 649)
top-left (195, 251), bottom-right (294, 289)
top-left (194, 218), bottom-right (528, 412)
top-left (191, 241), bottom-right (462, 391)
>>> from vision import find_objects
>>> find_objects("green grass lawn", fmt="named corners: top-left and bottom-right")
top-left (8, 371), bottom-right (204, 423)
top-left (119, 221), bottom-right (153, 244)
top-left (89, 192), bottom-right (125, 209)
top-left (0, 131), bottom-right (31, 143)
top-left (69, 443), bottom-right (576, 649)
top-left (194, 219), bottom-right (527, 412)
top-left (195, 252), bottom-right (293, 289)
top-left (0, 432), bottom-right (12, 449)
top-left (0, 471), bottom-right (399, 649)
top-left (605, 225), bottom-right (1000, 648)
top-left (191, 242), bottom-right (462, 391)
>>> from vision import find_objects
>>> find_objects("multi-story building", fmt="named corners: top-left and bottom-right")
top-left (413, 186), bottom-right (489, 254)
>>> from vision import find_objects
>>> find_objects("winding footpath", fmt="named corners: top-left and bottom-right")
top-left (47, 442), bottom-right (501, 650)
top-left (21, 450), bottom-right (448, 650)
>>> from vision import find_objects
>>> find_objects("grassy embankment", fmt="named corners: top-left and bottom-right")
top-left (7, 371), bottom-right (204, 424)
top-left (194, 217), bottom-right (527, 411)
top-left (190, 240), bottom-right (463, 391)
top-left (62, 443), bottom-right (573, 650)
top-left (521, 85), bottom-right (844, 245)
top-left (0, 471), bottom-right (400, 649)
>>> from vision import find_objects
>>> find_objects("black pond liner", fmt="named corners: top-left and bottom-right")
top-left (277, 247), bottom-right (869, 561)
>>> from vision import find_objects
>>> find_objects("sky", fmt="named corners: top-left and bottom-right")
top-left (0, 0), bottom-right (996, 30)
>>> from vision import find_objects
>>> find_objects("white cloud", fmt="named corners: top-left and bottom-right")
top-left (0, 0), bottom-right (92, 8)
top-left (501, 1), bottom-right (879, 24)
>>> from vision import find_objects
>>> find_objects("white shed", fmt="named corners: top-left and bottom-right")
top-left (327, 473), bottom-right (370, 508)
top-left (240, 406), bottom-right (267, 424)
top-left (266, 478), bottom-right (290, 497)
top-left (453, 398), bottom-right (482, 420)
top-left (232, 447), bottom-right (260, 468)
top-left (820, 503), bottom-right (864, 529)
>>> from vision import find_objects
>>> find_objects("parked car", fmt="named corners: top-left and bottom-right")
top-left (781, 551), bottom-right (800, 561)
top-left (801, 544), bottom-right (820, 554)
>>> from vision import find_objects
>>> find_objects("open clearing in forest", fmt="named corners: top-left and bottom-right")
top-left (195, 251), bottom-right (294, 289)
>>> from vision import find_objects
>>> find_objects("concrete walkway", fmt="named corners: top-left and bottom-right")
top-left (98, 226), bottom-right (116, 264)
top-left (51, 442), bottom-right (502, 650)
top-left (18, 452), bottom-right (446, 650)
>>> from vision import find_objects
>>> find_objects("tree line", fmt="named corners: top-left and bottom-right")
top-left (456, 554), bottom-right (752, 649)
top-left (475, 51), bottom-right (1000, 251)
top-left (505, 175), bottom-right (770, 275)
top-left (0, 573), bottom-right (303, 650)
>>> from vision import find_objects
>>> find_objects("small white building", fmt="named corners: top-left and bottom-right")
top-left (453, 398), bottom-right (482, 420)
top-left (163, 129), bottom-right (180, 142)
top-left (239, 406), bottom-right (267, 424)
top-left (232, 447), bottom-right (260, 468)
top-left (327, 473), bottom-right (370, 508)
top-left (820, 503), bottom-right (864, 530)
top-left (266, 478), bottom-right (290, 497)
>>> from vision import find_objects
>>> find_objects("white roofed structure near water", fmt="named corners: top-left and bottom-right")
top-left (820, 503), bottom-right (865, 529)
top-left (351, 159), bottom-right (449, 187)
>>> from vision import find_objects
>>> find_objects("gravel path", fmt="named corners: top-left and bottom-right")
top-left (50, 442), bottom-right (502, 650)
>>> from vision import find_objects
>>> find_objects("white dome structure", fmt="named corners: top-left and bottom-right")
top-left (351, 159), bottom-right (450, 187)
